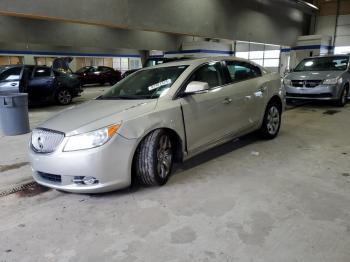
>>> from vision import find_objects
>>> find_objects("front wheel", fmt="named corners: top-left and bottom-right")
top-left (259, 102), bottom-right (282, 139)
top-left (134, 129), bottom-right (173, 186)
top-left (336, 87), bottom-right (348, 107)
top-left (56, 89), bottom-right (72, 105)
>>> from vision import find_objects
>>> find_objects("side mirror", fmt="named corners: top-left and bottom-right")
top-left (184, 81), bottom-right (209, 95)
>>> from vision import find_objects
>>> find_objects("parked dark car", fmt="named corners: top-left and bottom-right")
top-left (122, 57), bottom-right (191, 78)
top-left (76, 66), bottom-right (122, 86)
top-left (0, 65), bottom-right (82, 105)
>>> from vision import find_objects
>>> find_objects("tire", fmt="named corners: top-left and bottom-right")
top-left (336, 87), bottom-right (348, 107)
top-left (134, 129), bottom-right (173, 186)
top-left (259, 101), bottom-right (282, 139)
top-left (56, 89), bottom-right (72, 105)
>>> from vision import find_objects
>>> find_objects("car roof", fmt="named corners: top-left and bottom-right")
top-left (151, 56), bottom-right (262, 68)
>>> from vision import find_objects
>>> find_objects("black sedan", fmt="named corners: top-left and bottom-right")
top-left (76, 66), bottom-right (122, 86)
top-left (0, 65), bottom-right (82, 105)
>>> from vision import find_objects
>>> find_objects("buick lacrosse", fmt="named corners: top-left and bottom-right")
top-left (29, 57), bottom-right (284, 193)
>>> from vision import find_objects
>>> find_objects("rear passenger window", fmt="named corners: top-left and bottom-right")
top-left (188, 62), bottom-right (224, 88)
top-left (34, 67), bottom-right (51, 77)
top-left (226, 61), bottom-right (261, 82)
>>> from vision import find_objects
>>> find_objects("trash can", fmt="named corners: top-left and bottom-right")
top-left (0, 93), bottom-right (30, 136)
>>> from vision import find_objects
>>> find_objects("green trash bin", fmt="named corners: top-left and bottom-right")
top-left (0, 93), bottom-right (30, 136)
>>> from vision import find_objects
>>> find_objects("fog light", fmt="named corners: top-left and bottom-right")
top-left (72, 176), bottom-right (98, 185)
top-left (82, 176), bottom-right (98, 185)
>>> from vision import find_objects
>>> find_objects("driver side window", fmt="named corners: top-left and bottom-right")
top-left (188, 62), bottom-right (224, 89)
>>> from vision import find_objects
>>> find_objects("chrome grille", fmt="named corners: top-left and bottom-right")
top-left (291, 80), bottom-right (322, 88)
top-left (31, 128), bottom-right (65, 153)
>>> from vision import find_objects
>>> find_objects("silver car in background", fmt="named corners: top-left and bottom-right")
top-left (284, 55), bottom-right (350, 106)
top-left (29, 57), bottom-right (284, 193)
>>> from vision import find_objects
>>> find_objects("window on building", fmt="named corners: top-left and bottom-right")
top-left (334, 46), bottom-right (350, 54)
top-left (0, 56), bottom-right (23, 66)
top-left (35, 57), bottom-right (56, 67)
top-left (129, 58), bottom-right (142, 70)
top-left (235, 41), bottom-right (281, 71)
top-left (235, 52), bottom-right (249, 59)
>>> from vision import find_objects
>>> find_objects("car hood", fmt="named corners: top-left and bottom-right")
top-left (39, 99), bottom-right (157, 136)
top-left (286, 71), bottom-right (344, 80)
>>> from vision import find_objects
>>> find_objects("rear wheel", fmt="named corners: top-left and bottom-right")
top-left (56, 89), bottom-right (72, 105)
top-left (336, 87), bottom-right (348, 107)
top-left (134, 129), bottom-right (173, 186)
top-left (259, 102), bottom-right (282, 139)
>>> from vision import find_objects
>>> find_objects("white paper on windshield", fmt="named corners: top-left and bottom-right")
top-left (148, 79), bottom-right (172, 91)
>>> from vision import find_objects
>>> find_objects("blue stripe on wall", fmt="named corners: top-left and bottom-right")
top-left (281, 45), bottom-right (334, 53)
top-left (281, 48), bottom-right (291, 53)
top-left (291, 45), bottom-right (334, 51)
top-left (0, 50), bottom-right (141, 58)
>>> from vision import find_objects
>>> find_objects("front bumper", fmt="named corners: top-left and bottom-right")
top-left (285, 84), bottom-right (340, 100)
top-left (29, 134), bottom-right (138, 193)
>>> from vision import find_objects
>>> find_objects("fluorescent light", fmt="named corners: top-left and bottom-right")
top-left (296, 0), bottom-right (319, 10)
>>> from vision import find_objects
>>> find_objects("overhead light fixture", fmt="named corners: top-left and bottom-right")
top-left (295, 0), bottom-right (319, 10)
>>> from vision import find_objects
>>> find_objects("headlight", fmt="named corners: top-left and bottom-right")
top-left (323, 77), bottom-right (340, 85)
top-left (283, 78), bottom-right (292, 86)
top-left (63, 124), bottom-right (120, 152)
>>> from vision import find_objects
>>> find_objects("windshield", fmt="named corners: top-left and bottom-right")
top-left (294, 56), bottom-right (349, 72)
top-left (98, 65), bottom-right (188, 100)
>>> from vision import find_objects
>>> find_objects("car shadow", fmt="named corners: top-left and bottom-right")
top-left (172, 132), bottom-right (259, 174)
top-left (88, 132), bottom-right (260, 198)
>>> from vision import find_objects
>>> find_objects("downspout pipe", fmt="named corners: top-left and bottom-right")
top-left (333, 0), bottom-right (340, 48)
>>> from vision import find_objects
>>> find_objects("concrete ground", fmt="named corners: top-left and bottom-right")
top-left (0, 89), bottom-right (350, 262)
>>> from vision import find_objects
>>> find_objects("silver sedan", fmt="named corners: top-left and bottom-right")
top-left (29, 57), bottom-right (284, 193)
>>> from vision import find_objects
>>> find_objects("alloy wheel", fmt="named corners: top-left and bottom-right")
top-left (58, 90), bottom-right (72, 105)
top-left (156, 135), bottom-right (172, 179)
top-left (266, 106), bottom-right (280, 135)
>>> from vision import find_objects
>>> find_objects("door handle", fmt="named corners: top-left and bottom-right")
top-left (223, 97), bottom-right (232, 104)
top-left (10, 83), bottom-right (17, 86)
